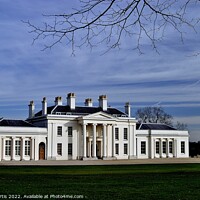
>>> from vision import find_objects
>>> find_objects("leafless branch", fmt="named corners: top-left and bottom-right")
top-left (24, 0), bottom-right (200, 54)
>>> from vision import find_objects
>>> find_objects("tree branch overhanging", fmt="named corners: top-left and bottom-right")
top-left (24, 0), bottom-right (200, 54)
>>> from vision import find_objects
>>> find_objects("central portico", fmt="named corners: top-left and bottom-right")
top-left (79, 111), bottom-right (137, 160)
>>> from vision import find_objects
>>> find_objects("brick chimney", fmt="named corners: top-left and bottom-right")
top-left (28, 101), bottom-right (35, 118)
top-left (67, 93), bottom-right (76, 110)
top-left (85, 98), bottom-right (93, 107)
top-left (54, 96), bottom-right (62, 105)
top-left (99, 95), bottom-right (107, 111)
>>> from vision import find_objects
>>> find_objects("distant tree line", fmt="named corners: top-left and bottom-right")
top-left (189, 142), bottom-right (200, 157)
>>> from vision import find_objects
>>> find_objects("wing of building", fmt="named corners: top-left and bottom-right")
top-left (0, 93), bottom-right (189, 161)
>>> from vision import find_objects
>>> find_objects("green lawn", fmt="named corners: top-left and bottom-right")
top-left (0, 164), bottom-right (200, 199)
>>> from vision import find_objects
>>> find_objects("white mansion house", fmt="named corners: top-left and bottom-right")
top-left (0, 93), bottom-right (189, 161)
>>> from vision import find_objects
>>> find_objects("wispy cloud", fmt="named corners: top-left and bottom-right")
top-left (0, 0), bottom-right (199, 140)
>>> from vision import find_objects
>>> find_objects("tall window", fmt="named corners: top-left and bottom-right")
top-left (57, 126), bottom-right (62, 136)
top-left (141, 141), bottom-right (146, 154)
top-left (68, 143), bottom-right (72, 155)
top-left (124, 128), bottom-right (128, 140)
top-left (57, 143), bottom-right (62, 156)
top-left (124, 144), bottom-right (128, 155)
top-left (169, 141), bottom-right (173, 154)
top-left (5, 140), bottom-right (11, 156)
top-left (181, 141), bottom-right (185, 154)
top-left (25, 140), bottom-right (30, 156)
top-left (115, 144), bottom-right (119, 155)
top-left (115, 128), bottom-right (119, 140)
top-left (15, 140), bottom-right (21, 156)
top-left (162, 141), bottom-right (166, 154)
top-left (68, 127), bottom-right (73, 137)
top-left (156, 141), bottom-right (160, 154)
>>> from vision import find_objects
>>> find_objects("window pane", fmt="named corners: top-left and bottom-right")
top-left (57, 143), bottom-right (62, 156)
top-left (5, 140), bottom-right (11, 156)
top-left (124, 144), bottom-right (128, 155)
top-left (115, 128), bottom-right (119, 140)
top-left (115, 144), bottom-right (119, 155)
top-left (25, 141), bottom-right (30, 156)
top-left (141, 141), bottom-right (146, 154)
top-left (15, 140), bottom-right (21, 156)
top-left (124, 128), bottom-right (128, 140)
top-left (68, 143), bottom-right (72, 155)
top-left (162, 141), bottom-right (166, 154)
top-left (68, 127), bottom-right (73, 137)
top-left (181, 141), bottom-right (185, 154)
top-left (57, 126), bottom-right (62, 136)
top-left (156, 141), bottom-right (160, 154)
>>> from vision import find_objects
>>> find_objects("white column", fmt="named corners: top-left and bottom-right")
top-left (11, 137), bottom-right (16, 161)
top-left (31, 137), bottom-right (35, 160)
top-left (133, 125), bottom-right (137, 158)
top-left (159, 138), bottom-right (162, 158)
top-left (83, 123), bottom-right (87, 158)
top-left (166, 139), bottom-right (169, 158)
top-left (92, 124), bottom-right (97, 158)
top-left (103, 124), bottom-right (107, 158)
top-left (128, 124), bottom-right (132, 158)
top-left (128, 124), bottom-right (136, 159)
top-left (173, 139), bottom-right (177, 158)
top-left (112, 125), bottom-right (115, 157)
top-left (2, 137), bottom-right (5, 161)
top-left (21, 137), bottom-right (25, 161)
top-left (150, 136), bottom-right (154, 159)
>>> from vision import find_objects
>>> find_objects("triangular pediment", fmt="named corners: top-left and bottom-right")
top-left (82, 112), bottom-right (115, 120)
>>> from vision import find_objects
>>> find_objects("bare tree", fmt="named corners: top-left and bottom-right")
top-left (175, 121), bottom-right (188, 130)
top-left (25, 0), bottom-right (199, 54)
top-left (136, 107), bottom-right (173, 125)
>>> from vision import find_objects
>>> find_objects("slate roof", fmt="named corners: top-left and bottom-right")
top-left (136, 123), bottom-right (176, 130)
top-left (35, 105), bottom-right (126, 117)
top-left (0, 119), bottom-right (35, 127)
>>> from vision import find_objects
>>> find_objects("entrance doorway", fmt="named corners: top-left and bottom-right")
top-left (39, 142), bottom-right (45, 160)
top-left (97, 141), bottom-right (102, 158)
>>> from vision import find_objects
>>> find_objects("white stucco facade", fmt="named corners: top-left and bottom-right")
top-left (0, 125), bottom-right (47, 161)
top-left (136, 129), bottom-right (189, 159)
top-left (0, 93), bottom-right (189, 161)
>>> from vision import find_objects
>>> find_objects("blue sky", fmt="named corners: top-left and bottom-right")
top-left (0, 0), bottom-right (200, 141)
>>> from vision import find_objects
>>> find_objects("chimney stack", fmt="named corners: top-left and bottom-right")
top-left (99, 95), bottom-right (107, 111)
top-left (55, 96), bottom-right (62, 105)
top-left (67, 93), bottom-right (76, 110)
top-left (28, 100), bottom-right (35, 118)
top-left (85, 98), bottom-right (93, 107)
top-left (125, 102), bottom-right (131, 117)
top-left (42, 97), bottom-right (47, 115)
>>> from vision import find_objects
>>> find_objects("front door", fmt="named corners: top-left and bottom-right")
top-left (39, 143), bottom-right (45, 160)
top-left (97, 141), bottom-right (102, 158)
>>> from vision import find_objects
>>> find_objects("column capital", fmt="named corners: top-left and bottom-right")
top-left (102, 124), bottom-right (107, 127)
top-left (92, 123), bottom-right (97, 126)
